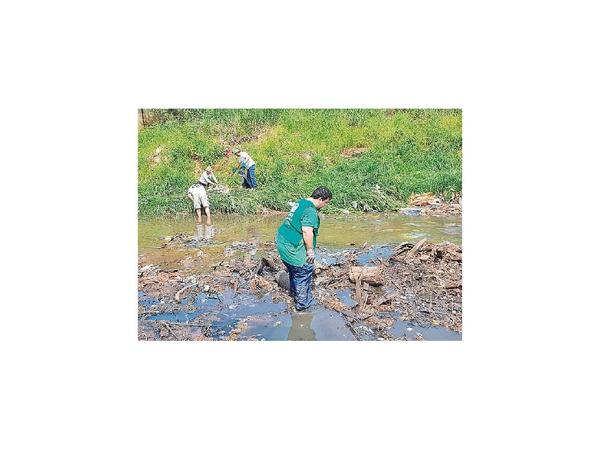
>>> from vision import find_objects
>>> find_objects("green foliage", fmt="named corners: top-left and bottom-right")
top-left (138, 109), bottom-right (462, 216)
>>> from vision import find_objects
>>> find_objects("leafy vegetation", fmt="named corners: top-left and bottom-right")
top-left (138, 109), bottom-right (461, 216)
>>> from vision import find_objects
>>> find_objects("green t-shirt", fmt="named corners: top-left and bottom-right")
top-left (276, 199), bottom-right (319, 266)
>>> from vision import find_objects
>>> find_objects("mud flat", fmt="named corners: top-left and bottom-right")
top-left (138, 232), bottom-right (462, 341)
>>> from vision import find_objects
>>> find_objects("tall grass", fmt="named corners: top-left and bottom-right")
top-left (138, 109), bottom-right (461, 216)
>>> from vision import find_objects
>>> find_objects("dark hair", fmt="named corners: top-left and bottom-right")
top-left (311, 186), bottom-right (333, 200)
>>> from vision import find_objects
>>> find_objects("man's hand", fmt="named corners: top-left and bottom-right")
top-left (302, 227), bottom-right (315, 264)
top-left (306, 248), bottom-right (315, 264)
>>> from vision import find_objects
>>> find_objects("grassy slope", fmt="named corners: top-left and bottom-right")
top-left (138, 109), bottom-right (462, 216)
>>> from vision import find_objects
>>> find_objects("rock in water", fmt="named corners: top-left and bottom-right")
top-left (276, 270), bottom-right (290, 292)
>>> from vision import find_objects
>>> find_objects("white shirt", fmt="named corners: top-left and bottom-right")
top-left (198, 171), bottom-right (217, 185)
top-left (188, 184), bottom-right (204, 194)
top-left (238, 151), bottom-right (255, 169)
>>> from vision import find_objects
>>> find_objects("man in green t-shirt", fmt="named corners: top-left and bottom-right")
top-left (276, 186), bottom-right (333, 311)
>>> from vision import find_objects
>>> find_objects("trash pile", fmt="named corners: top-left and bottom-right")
top-left (211, 184), bottom-right (230, 194)
top-left (399, 192), bottom-right (462, 216)
top-left (138, 234), bottom-right (462, 341)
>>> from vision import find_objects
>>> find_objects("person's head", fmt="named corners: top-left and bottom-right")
top-left (233, 148), bottom-right (241, 156)
top-left (310, 186), bottom-right (333, 209)
top-left (205, 166), bottom-right (213, 173)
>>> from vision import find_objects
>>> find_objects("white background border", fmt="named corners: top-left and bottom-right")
top-left (2, 1), bottom-right (599, 449)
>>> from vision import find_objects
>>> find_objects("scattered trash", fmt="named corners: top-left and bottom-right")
top-left (399, 208), bottom-right (422, 216)
top-left (139, 222), bottom-right (462, 341)
top-left (250, 275), bottom-right (272, 292)
top-left (357, 325), bottom-right (374, 334)
top-left (211, 184), bottom-right (230, 194)
top-left (409, 192), bottom-right (439, 206)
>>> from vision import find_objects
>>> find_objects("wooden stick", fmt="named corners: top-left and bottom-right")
top-left (161, 322), bottom-right (180, 340)
top-left (406, 238), bottom-right (427, 258)
top-left (175, 283), bottom-right (197, 301)
top-left (355, 273), bottom-right (363, 304)
top-left (391, 279), bottom-right (403, 290)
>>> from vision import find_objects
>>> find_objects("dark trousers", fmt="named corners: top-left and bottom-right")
top-left (282, 261), bottom-right (315, 310)
top-left (243, 165), bottom-right (257, 189)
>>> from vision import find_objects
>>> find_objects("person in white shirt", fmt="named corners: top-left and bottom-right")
top-left (233, 148), bottom-right (257, 189)
top-left (187, 166), bottom-right (218, 239)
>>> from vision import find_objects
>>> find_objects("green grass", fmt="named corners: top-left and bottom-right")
top-left (138, 109), bottom-right (462, 216)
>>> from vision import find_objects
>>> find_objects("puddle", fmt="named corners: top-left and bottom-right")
top-left (138, 291), bottom-right (160, 308)
top-left (238, 315), bottom-right (293, 341)
top-left (141, 286), bottom-right (460, 340)
top-left (310, 308), bottom-right (355, 340)
top-left (145, 289), bottom-right (286, 331)
top-left (194, 294), bottom-right (220, 308)
top-left (225, 299), bottom-right (286, 316)
top-left (234, 306), bottom-right (355, 341)
top-left (146, 310), bottom-right (205, 323)
top-left (336, 288), bottom-right (358, 308)
top-left (389, 319), bottom-right (462, 341)
top-left (356, 245), bottom-right (394, 266)
top-left (315, 250), bottom-right (340, 266)
top-left (207, 313), bottom-right (239, 338)
top-left (199, 290), bottom-right (288, 339)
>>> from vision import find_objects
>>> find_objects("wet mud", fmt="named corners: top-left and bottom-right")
top-left (138, 214), bottom-right (462, 341)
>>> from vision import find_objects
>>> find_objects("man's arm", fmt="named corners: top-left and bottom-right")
top-left (301, 226), bottom-right (315, 264)
top-left (187, 192), bottom-right (193, 201)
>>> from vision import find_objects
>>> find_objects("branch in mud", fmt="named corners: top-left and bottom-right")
top-left (175, 283), bottom-right (197, 301)
top-left (160, 322), bottom-right (180, 340)
top-left (406, 238), bottom-right (427, 259)
top-left (349, 266), bottom-right (384, 286)
top-left (139, 237), bottom-right (462, 339)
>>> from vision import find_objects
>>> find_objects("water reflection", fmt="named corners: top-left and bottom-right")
top-left (139, 213), bottom-right (461, 253)
top-left (287, 312), bottom-right (316, 341)
top-left (193, 223), bottom-right (215, 242)
top-left (195, 224), bottom-right (204, 241)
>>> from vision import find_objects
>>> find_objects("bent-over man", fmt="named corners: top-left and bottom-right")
top-left (233, 148), bottom-right (257, 189)
top-left (187, 166), bottom-right (218, 239)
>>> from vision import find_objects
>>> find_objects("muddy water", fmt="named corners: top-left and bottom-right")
top-left (138, 213), bottom-right (462, 341)
top-left (238, 307), bottom-right (355, 341)
top-left (139, 289), bottom-right (356, 341)
top-left (139, 213), bottom-right (461, 269)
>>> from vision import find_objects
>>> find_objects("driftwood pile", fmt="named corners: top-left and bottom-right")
top-left (139, 235), bottom-right (462, 340)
